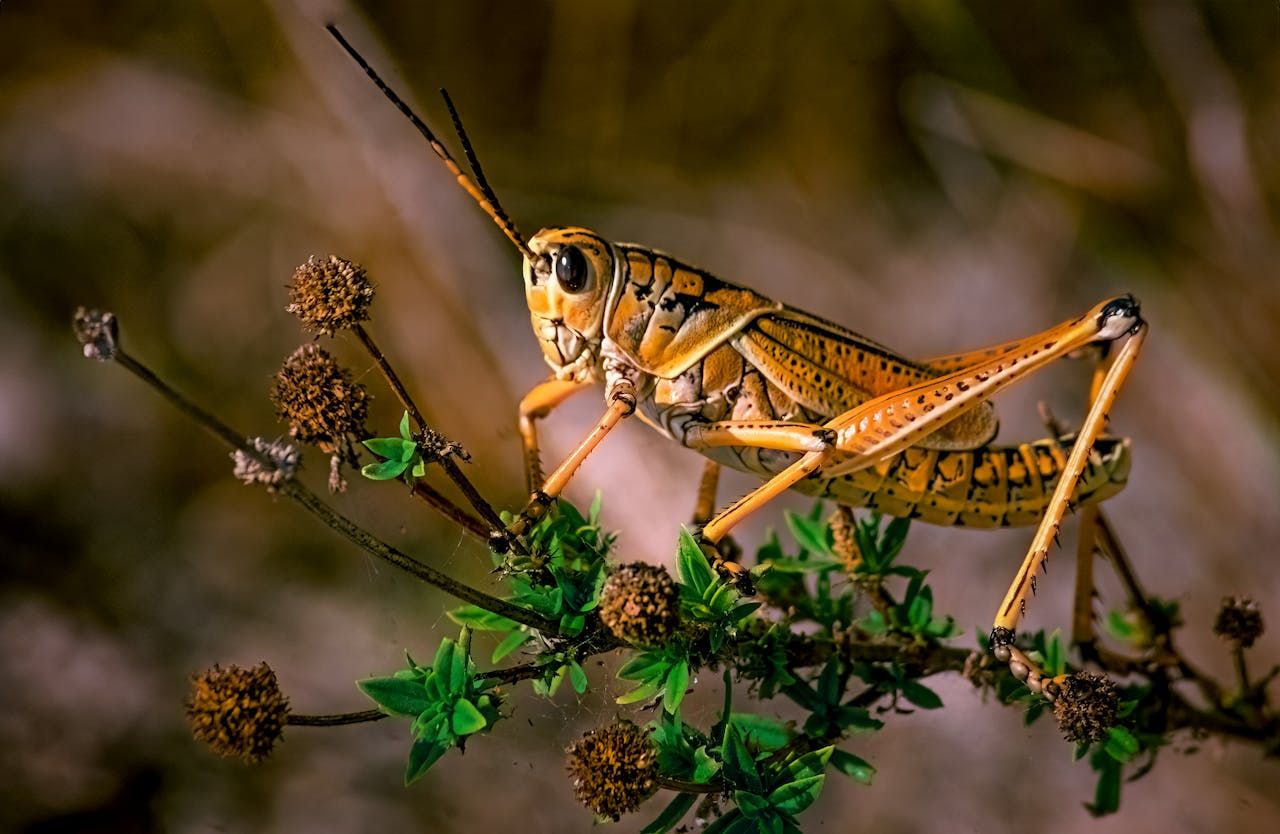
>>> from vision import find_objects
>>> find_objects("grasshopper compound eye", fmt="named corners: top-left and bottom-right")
top-left (555, 245), bottom-right (591, 294)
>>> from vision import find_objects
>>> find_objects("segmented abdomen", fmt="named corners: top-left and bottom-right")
top-left (795, 437), bottom-right (1130, 528)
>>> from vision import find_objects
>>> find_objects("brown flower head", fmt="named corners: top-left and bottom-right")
top-left (270, 343), bottom-right (369, 452)
top-left (1053, 671), bottom-right (1119, 745)
top-left (598, 562), bottom-right (680, 647)
top-left (73, 307), bottom-right (119, 361)
top-left (186, 662), bottom-right (289, 763)
top-left (287, 254), bottom-right (374, 335)
top-left (1214, 596), bottom-right (1264, 648)
top-left (565, 720), bottom-right (658, 821)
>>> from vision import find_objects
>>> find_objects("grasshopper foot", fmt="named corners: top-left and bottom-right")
top-left (988, 628), bottom-right (1064, 701)
top-left (696, 534), bottom-right (754, 596)
top-left (507, 489), bottom-right (554, 538)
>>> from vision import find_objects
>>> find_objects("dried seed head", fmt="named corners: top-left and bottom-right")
top-left (186, 662), bottom-right (289, 763)
top-left (565, 720), bottom-right (658, 821)
top-left (73, 307), bottom-right (119, 361)
top-left (1214, 596), bottom-right (1264, 648)
top-left (232, 437), bottom-right (300, 491)
top-left (286, 255), bottom-right (375, 335)
top-left (1053, 671), bottom-right (1119, 745)
top-left (270, 344), bottom-right (369, 453)
top-left (598, 562), bottom-right (680, 647)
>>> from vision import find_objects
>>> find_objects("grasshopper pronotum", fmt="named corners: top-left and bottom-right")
top-left (328, 26), bottom-right (1147, 695)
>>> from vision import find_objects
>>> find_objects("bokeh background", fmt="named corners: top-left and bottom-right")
top-left (2, 1), bottom-right (1279, 831)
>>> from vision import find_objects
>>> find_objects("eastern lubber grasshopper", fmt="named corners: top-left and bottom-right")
top-left (328, 25), bottom-right (1147, 697)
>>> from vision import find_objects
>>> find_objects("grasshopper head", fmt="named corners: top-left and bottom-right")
top-left (522, 227), bottom-right (616, 381)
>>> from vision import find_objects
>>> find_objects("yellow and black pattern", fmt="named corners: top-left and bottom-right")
top-left (793, 436), bottom-right (1129, 528)
top-left (605, 245), bottom-right (780, 380)
top-left (598, 241), bottom-right (1131, 530)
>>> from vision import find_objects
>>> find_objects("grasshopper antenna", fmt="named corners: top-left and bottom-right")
top-left (325, 24), bottom-right (537, 263)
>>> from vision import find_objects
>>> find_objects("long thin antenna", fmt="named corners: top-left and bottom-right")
top-left (325, 24), bottom-right (536, 263)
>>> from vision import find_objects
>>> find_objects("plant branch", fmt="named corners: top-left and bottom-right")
top-left (105, 342), bottom-right (557, 635)
top-left (352, 323), bottom-right (522, 554)
top-left (410, 480), bottom-right (489, 540)
top-left (287, 709), bottom-right (387, 726)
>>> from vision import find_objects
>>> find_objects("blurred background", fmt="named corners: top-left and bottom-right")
top-left (2, 1), bottom-right (1279, 831)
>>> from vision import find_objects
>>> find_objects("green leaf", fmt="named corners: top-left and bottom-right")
top-left (784, 746), bottom-right (833, 781)
top-left (447, 605), bottom-right (519, 631)
top-left (451, 698), bottom-right (488, 735)
top-left (900, 680), bottom-right (943, 709)
top-left (363, 436), bottom-right (411, 459)
top-left (641, 793), bottom-right (697, 834)
top-left (617, 681), bottom-right (662, 705)
top-left (721, 725), bottom-right (762, 792)
top-left (1104, 726), bottom-right (1140, 763)
top-left (618, 652), bottom-right (672, 683)
top-left (768, 774), bottom-right (825, 815)
top-left (878, 516), bottom-right (910, 562)
top-left (1044, 628), bottom-right (1066, 677)
top-left (1087, 758), bottom-right (1122, 816)
top-left (664, 660), bottom-right (690, 714)
top-left (358, 677), bottom-right (432, 717)
top-left (404, 736), bottom-right (449, 784)
top-left (728, 713), bottom-right (791, 752)
top-left (399, 410), bottom-right (413, 440)
top-left (692, 746), bottom-right (722, 782)
top-left (569, 659), bottom-right (589, 694)
top-left (907, 592), bottom-right (932, 631)
top-left (676, 529), bottom-right (716, 596)
top-left (430, 638), bottom-right (453, 690)
top-left (734, 791), bottom-right (769, 817)
top-left (361, 458), bottom-right (410, 480)
top-left (784, 511), bottom-right (831, 556)
top-left (491, 630), bottom-right (532, 663)
top-left (830, 749), bottom-right (875, 784)
top-left (835, 705), bottom-right (882, 731)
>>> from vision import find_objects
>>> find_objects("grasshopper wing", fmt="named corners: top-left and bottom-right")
top-left (732, 307), bottom-right (999, 451)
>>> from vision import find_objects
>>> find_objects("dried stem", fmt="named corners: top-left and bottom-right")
top-left (411, 480), bottom-right (489, 540)
top-left (287, 709), bottom-right (387, 726)
top-left (106, 344), bottom-right (556, 634)
top-left (352, 323), bottom-right (522, 554)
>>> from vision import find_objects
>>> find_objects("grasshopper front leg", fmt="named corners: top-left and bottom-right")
top-left (518, 377), bottom-right (591, 494)
top-left (507, 361), bottom-right (639, 540)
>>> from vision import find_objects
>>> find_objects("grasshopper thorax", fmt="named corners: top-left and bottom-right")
top-left (522, 227), bottom-right (618, 382)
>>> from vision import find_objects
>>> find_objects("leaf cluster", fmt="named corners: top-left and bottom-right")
top-left (358, 628), bottom-right (501, 784)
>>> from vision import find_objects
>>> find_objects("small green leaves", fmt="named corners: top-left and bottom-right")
top-left (852, 513), bottom-right (911, 576)
top-left (720, 724), bottom-right (763, 792)
top-left (1103, 726), bottom-right (1139, 763)
top-left (361, 411), bottom-right (428, 481)
top-left (829, 748), bottom-right (875, 784)
top-left (358, 677), bottom-right (432, 716)
top-left (447, 605), bottom-right (519, 632)
top-left (675, 529), bottom-right (758, 653)
top-left (618, 647), bottom-right (691, 714)
top-left (676, 529), bottom-right (716, 596)
top-left (358, 627), bottom-right (502, 784)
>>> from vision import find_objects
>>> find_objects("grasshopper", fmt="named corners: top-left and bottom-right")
top-left (329, 27), bottom-right (1147, 695)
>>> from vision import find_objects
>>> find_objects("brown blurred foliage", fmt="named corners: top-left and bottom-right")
top-left (1, 1), bottom-right (1278, 832)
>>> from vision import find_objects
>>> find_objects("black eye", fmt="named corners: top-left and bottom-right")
top-left (554, 245), bottom-right (590, 294)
